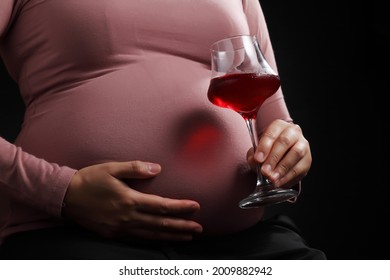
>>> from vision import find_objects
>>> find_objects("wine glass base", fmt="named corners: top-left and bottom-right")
top-left (239, 188), bottom-right (298, 209)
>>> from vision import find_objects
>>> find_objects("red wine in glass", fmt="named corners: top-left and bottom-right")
top-left (208, 35), bottom-right (298, 208)
top-left (208, 73), bottom-right (280, 120)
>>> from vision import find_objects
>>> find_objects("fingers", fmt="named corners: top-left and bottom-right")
top-left (136, 194), bottom-right (201, 215)
top-left (260, 124), bottom-right (301, 179)
top-left (254, 120), bottom-right (311, 187)
top-left (106, 161), bottom-right (162, 179)
top-left (271, 156), bottom-right (309, 188)
top-left (65, 160), bottom-right (203, 242)
top-left (120, 189), bottom-right (203, 240)
top-left (255, 120), bottom-right (298, 163)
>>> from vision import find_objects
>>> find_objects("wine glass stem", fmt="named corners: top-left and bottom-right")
top-left (245, 118), bottom-right (270, 187)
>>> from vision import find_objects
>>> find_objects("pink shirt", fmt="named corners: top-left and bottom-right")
top-left (0, 0), bottom-right (292, 243)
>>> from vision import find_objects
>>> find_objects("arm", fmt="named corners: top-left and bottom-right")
top-left (243, 0), bottom-right (310, 192)
top-left (0, 0), bottom-right (75, 217)
top-left (243, 0), bottom-right (293, 132)
top-left (0, 137), bottom-right (76, 216)
top-left (0, 136), bottom-right (203, 240)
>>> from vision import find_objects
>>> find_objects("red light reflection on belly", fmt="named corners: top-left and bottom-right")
top-left (176, 123), bottom-right (222, 166)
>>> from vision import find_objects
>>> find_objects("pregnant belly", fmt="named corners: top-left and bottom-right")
top-left (16, 65), bottom-right (264, 234)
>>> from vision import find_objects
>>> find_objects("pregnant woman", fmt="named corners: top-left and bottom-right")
top-left (0, 0), bottom-right (325, 259)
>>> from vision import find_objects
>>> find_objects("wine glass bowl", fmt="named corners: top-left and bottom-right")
top-left (207, 35), bottom-right (298, 208)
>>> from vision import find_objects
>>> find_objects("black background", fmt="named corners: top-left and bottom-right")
top-left (0, 1), bottom-right (387, 259)
top-left (260, 0), bottom-right (387, 260)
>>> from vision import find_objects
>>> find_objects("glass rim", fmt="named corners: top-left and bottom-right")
top-left (210, 34), bottom-right (257, 52)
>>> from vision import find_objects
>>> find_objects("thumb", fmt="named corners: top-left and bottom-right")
top-left (107, 161), bottom-right (161, 179)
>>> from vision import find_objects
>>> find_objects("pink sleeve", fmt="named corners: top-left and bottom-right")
top-left (1, 1), bottom-right (77, 218)
top-left (243, 0), bottom-right (293, 132)
top-left (0, 137), bottom-right (77, 217)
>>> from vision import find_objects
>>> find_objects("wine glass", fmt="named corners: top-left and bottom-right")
top-left (207, 35), bottom-right (298, 208)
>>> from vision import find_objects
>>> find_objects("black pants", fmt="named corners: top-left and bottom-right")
top-left (0, 215), bottom-right (326, 260)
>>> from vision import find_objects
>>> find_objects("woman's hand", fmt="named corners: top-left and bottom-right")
top-left (62, 161), bottom-right (202, 241)
top-left (247, 119), bottom-right (312, 189)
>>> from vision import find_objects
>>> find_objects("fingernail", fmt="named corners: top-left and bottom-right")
top-left (263, 164), bottom-right (272, 174)
top-left (272, 172), bottom-right (280, 181)
top-left (255, 152), bottom-right (264, 162)
top-left (148, 163), bottom-right (161, 174)
top-left (195, 226), bottom-right (203, 233)
top-left (189, 202), bottom-right (200, 211)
